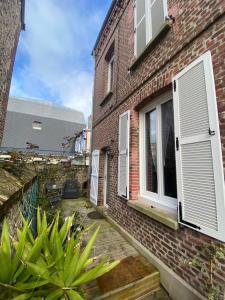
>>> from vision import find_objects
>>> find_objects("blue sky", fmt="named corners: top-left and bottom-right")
top-left (10, 0), bottom-right (112, 120)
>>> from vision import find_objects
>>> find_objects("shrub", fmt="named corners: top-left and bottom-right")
top-left (0, 209), bottom-right (119, 299)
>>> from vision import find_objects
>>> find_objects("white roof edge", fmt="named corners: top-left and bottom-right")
top-left (8, 96), bottom-right (86, 125)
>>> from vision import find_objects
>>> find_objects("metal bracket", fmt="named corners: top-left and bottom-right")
top-left (176, 137), bottom-right (179, 151)
top-left (173, 80), bottom-right (176, 92)
top-left (179, 202), bottom-right (201, 230)
top-left (209, 128), bottom-right (215, 136)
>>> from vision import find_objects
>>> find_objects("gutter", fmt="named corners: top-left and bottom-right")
top-left (21, 0), bottom-right (26, 31)
top-left (92, 0), bottom-right (123, 55)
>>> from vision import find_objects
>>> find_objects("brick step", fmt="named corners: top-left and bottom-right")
top-left (85, 255), bottom-right (160, 300)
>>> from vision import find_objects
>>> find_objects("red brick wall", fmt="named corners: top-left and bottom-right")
top-left (0, 0), bottom-right (22, 144)
top-left (92, 0), bottom-right (225, 297)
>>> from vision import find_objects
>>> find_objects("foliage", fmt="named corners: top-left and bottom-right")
top-left (37, 166), bottom-right (60, 225)
top-left (0, 209), bottom-right (119, 300)
top-left (0, 160), bottom-right (26, 178)
top-left (181, 243), bottom-right (225, 300)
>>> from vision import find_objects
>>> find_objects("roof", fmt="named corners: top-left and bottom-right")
top-left (92, 0), bottom-right (123, 54)
top-left (7, 97), bottom-right (85, 125)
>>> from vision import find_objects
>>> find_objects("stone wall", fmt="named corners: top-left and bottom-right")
top-left (39, 164), bottom-right (89, 195)
top-left (0, 167), bottom-right (38, 237)
top-left (0, 0), bottom-right (23, 143)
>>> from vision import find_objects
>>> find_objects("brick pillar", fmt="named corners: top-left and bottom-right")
top-left (129, 109), bottom-right (139, 200)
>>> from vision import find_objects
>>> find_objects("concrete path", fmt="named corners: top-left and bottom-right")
top-left (58, 198), bottom-right (172, 300)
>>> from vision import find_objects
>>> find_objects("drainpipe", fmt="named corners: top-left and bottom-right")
top-left (21, 0), bottom-right (26, 31)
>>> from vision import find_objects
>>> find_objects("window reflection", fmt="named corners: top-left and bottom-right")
top-left (146, 109), bottom-right (158, 193)
top-left (161, 100), bottom-right (177, 198)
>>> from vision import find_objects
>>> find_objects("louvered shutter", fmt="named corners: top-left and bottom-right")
top-left (90, 150), bottom-right (100, 205)
top-left (173, 51), bottom-right (225, 241)
top-left (150, 0), bottom-right (167, 38)
top-left (134, 0), bottom-right (147, 57)
top-left (118, 111), bottom-right (130, 199)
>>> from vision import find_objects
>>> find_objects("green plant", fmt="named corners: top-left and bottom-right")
top-left (181, 243), bottom-right (225, 300)
top-left (0, 209), bottom-right (119, 299)
top-left (1, 160), bottom-right (26, 177)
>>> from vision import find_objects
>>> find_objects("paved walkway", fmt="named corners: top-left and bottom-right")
top-left (58, 198), bottom-right (172, 300)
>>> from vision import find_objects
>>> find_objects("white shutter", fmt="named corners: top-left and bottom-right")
top-left (150, 0), bottom-right (167, 38)
top-left (134, 0), bottom-right (147, 57)
top-left (173, 51), bottom-right (225, 241)
top-left (118, 111), bottom-right (130, 199)
top-left (90, 150), bottom-right (100, 205)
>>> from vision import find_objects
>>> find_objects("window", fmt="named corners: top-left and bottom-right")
top-left (134, 0), bottom-right (168, 57)
top-left (107, 56), bottom-right (114, 93)
top-left (140, 92), bottom-right (177, 209)
top-left (32, 121), bottom-right (42, 130)
top-left (105, 42), bottom-right (115, 95)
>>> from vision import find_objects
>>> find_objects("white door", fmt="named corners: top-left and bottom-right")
top-left (104, 152), bottom-right (109, 207)
top-left (90, 150), bottom-right (100, 205)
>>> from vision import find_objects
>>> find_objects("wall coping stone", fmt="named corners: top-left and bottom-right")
top-left (128, 199), bottom-right (179, 230)
top-left (0, 166), bottom-right (37, 219)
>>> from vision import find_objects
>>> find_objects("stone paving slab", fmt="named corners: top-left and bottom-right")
top-left (59, 198), bottom-right (139, 261)
top-left (58, 198), bottom-right (173, 300)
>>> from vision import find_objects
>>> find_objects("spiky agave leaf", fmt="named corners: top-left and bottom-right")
top-left (59, 214), bottom-right (74, 243)
top-left (73, 226), bottom-right (100, 278)
top-left (72, 258), bottom-right (120, 287)
top-left (0, 219), bottom-right (12, 283)
top-left (11, 221), bottom-right (29, 279)
top-left (66, 290), bottom-right (84, 300)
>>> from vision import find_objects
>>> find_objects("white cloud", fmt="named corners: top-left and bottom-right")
top-left (54, 71), bottom-right (94, 113)
top-left (10, 0), bottom-right (105, 120)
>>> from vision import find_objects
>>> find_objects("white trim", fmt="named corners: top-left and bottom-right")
top-left (104, 152), bottom-right (109, 208)
top-left (139, 91), bottom-right (177, 210)
top-left (107, 56), bottom-right (114, 93)
top-left (118, 110), bottom-right (130, 199)
top-left (90, 150), bottom-right (100, 205)
top-left (134, 0), bottom-right (137, 57)
top-left (146, 0), bottom-right (152, 41)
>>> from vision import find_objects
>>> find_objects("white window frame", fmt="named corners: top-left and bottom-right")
top-left (107, 56), bottom-right (114, 93)
top-left (134, 0), bottom-right (168, 57)
top-left (139, 91), bottom-right (177, 209)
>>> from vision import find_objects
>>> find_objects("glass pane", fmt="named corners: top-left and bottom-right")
top-left (161, 100), bottom-right (177, 198)
top-left (146, 109), bottom-right (157, 193)
top-left (136, 0), bottom-right (145, 24)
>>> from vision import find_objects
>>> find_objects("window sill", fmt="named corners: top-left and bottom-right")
top-left (128, 198), bottom-right (179, 230)
top-left (100, 91), bottom-right (113, 107)
top-left (129, 21), bottom-right (172, 71)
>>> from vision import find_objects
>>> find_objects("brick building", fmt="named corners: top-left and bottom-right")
top-left (91, 0), bottom-right (225, 299)
top-left (0, 0), bottom-right (25, 144)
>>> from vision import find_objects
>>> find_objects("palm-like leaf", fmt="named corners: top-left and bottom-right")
top-left (0, 208), bottom-right (119, 300)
